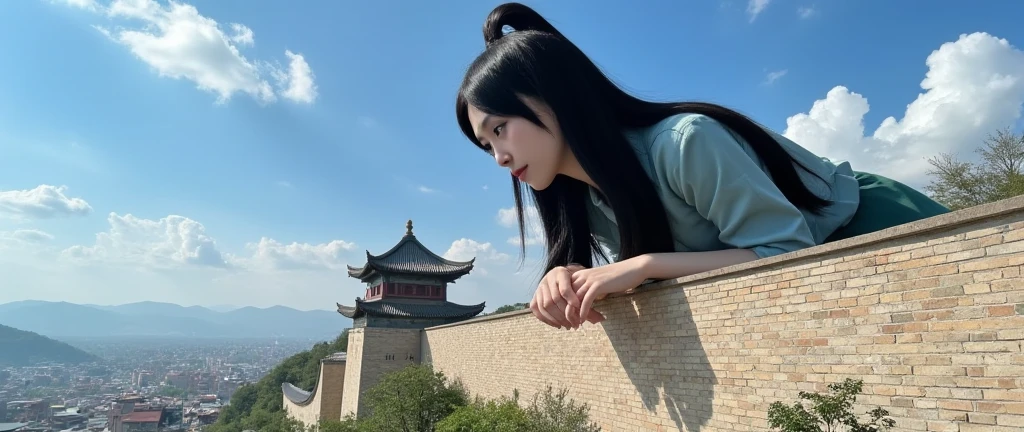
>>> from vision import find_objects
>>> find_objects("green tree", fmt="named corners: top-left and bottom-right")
top-left (522, 386), bottom-right (601, 432)
top-left (925, 127), bottom-right (1024, 210)
top-left (767, 379), bottom-right (895, 432)
top-left (436, 386), bottom-right (600, 432)
top-left (316, 417), bottom-right (363, 432)
top-left (357, 364), bottom-right (470, 432)
top-left (435, 396), bottom-right (531, 431)
top-left (489, 303), bottom-right (529, 315)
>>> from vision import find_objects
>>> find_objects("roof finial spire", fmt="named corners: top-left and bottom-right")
top-left (406, 219), bottom-right (413, 236)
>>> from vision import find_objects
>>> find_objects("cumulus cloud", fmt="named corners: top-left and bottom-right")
top-left (62, 212), bottom-right (228, 268)
top-left (59, 211), bottom-right (357, 272)
top-left (497, 205), bottom-right (544, 246)
top-left (235, 237), bottom-right (356, 271)
top-left (0, 185), bottom-right (92, 220)
top-left (444, 238), bottom-right (510, 263)
top-left (273, 50), bottom-right (318, 104)
top-left (783, 32), bottom-right (1024, 187)
top-left (68, 0), bottom-right (316, 104)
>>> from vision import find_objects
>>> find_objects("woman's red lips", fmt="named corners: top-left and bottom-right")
top-left (512, 166), bottom-right (528, 179)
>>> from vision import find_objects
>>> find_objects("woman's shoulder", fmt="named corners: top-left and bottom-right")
top-left (638, 112), bottom-right (744, 167)
top-left (642, 112), bottom-right (722, 138)
top-left (636, 113), bottom-right (739, 156)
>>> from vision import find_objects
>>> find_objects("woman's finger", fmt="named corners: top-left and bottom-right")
top-left (539, 282), bottom-right (569, 328)
top-left (533, 284), bottom-right (561, 328)
top-left (543, 280), bottom-right (573, 328)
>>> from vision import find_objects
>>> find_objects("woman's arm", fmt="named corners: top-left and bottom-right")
top-left (634, 248), bottom-right (760, 280)
top-left (570, 249), bottom-right (758, 326)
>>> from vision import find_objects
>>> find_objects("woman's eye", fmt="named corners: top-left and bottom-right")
top-left (481, 143), bottom-right (493, 154)
top-left (493, 123), bottom-right (505, 136)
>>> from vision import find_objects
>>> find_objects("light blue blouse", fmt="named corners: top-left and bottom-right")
top-left (587, 113), bottom-right (861, 261)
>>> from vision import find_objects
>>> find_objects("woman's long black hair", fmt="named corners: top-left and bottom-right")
top-left (455, 3), bottom-right (830, 275)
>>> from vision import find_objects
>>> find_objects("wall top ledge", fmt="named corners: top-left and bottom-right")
top-left (427, 195), bottom-right (1024, 330)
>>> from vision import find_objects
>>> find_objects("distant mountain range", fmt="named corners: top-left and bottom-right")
top-left (0, 323), bottom-right (98, 366)
top-left (0, 301), bottom-right (351, 340)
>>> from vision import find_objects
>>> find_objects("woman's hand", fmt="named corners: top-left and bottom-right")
top-left (529, 264), bottom-right (604, 329)
top-left (572, 257), bottom-right (649, 324)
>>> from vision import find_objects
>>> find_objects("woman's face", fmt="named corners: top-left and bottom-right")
top-left (466, 98), bottom-right (566, 191)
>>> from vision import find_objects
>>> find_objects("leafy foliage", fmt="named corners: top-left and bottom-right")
top-left (436, 386), bottom-right (601, 432)
top-left (435, 396), bottom-right (531, 431)
top-left (488, 303), bottom-right (529, 315)
top-left (356, 364), bottom-right (470, 432)
top-left (522, 386), bottom-right (602, 432)
top-left (767, 379), bottom-right (895, 432)
top-left (206, 330), bottom-right (349, 432)
top-left (926, 127), bottom-right (1024, 210)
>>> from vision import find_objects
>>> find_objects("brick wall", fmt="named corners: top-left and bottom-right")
top-left (422, 196), bottom-right (1024, 432)
top-left (341, 327), bottom-right (422, 418)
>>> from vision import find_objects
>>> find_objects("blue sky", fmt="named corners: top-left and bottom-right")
top-left (1, 0), bottom-right (1023, 311)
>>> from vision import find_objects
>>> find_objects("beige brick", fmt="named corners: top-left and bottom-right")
top-left (925, 420), bottom-right (959, 431)
top-left (998, 414), bottom-right (1024, 427)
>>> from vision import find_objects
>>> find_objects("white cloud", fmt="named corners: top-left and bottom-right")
top-left (443, 238), bottom-right (511, 277)
top-left (66, 0), bottom-right (316, 105)
top-left (62, 212), bottom-right (228, 268)
top-left (444, 238), bottom-right (510, 263)
top-left (764, 69), bottom-right (788, 85)
top-left (783, 32), bottom-right (1024, 188)
top-left (747, 0), bottom-right (770, 22)
top-left (56, 0), bottom-right (99, 11)
top-left (0, 229), bottom-right (55, 245)
top-left (497, 205), bottom-right (544, 246)
top-left (418, 186), bottom-right (437, 194)
top-left (228, 23), bottom-right (254, 46)
top-left (274, 50), bottom-right (318, 104)
top-left (0, 185), bottom-right (92, 220)
top-left (58, 211), bottom-right (359, 273)
top-left (235, 237), bottom-right (356, 271)
top-left (797, 6), bottom-right (816, 19)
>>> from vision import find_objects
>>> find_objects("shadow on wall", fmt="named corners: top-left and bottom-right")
top-left (602, 288), bottom-right (716, 431)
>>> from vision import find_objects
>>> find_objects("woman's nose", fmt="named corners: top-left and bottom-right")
top-left (496, 153), bottom-right (512, 167)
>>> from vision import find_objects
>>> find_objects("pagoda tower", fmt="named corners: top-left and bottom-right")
top-left (336, 220), bottom-right (485, 418)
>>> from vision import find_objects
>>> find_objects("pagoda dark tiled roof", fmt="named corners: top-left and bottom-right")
top-left (344, 221), bottom-right (471, 278)
top-left (336, 299), bottom-right (485, 320)
top-left (347, 232), bottom-right (474, 280)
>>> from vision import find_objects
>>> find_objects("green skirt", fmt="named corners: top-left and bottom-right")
top-left (824, 171), bottom-right (951, 243)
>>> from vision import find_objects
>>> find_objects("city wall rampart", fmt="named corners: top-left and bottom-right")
top-left (422, 196), bottom-right (1024, 432)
